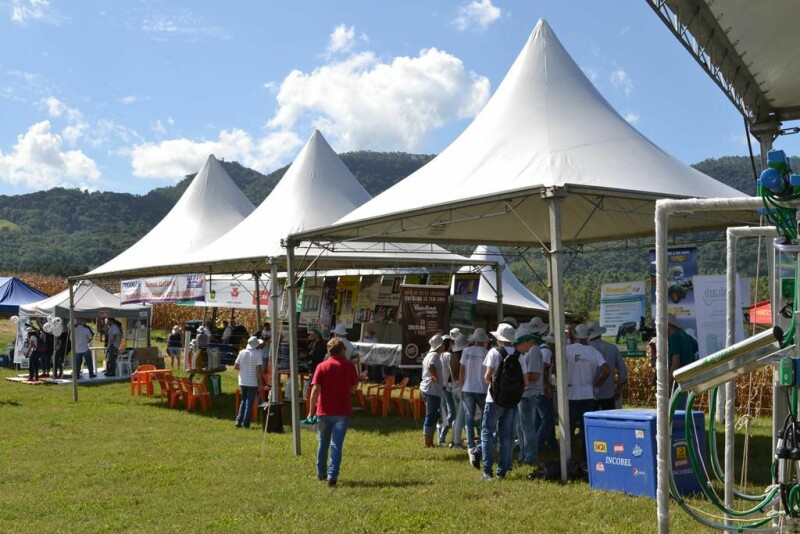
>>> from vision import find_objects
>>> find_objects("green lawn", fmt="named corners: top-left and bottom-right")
top-left (0, 366), bottom-right (774, 532)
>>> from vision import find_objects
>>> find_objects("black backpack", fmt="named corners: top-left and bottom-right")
top-left (489, 346), bottom-right (525, 408)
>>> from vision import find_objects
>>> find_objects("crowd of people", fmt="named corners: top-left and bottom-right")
top-left (416, 315), bottom-right (630, 480)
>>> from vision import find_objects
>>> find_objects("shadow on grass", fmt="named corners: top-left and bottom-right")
top-left (0, 399), bottom-right (21, 407)
top-left (338, 479), bottom-right (432, 489)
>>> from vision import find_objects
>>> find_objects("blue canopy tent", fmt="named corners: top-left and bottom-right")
top-left (0, 277), bottom-right (48, 314)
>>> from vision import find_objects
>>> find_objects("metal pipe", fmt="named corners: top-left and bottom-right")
top-left (725, 225), bottom-right (775, 522)
top-left (286, 244), bottom-right (301, 455)
top-left (270, 265), bottom-right (280, 405)
top-left (655, 195), bottom-right (769, 534)
top-left (548, 195), bottom-right (570, 483)
top-left (69, 282), bottom-right (77, 403)
top-left (495, 262), bottom-right (504, 323)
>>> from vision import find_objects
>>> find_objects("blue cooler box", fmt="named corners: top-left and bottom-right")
top-left (584, 409), bottom-right (705, 498)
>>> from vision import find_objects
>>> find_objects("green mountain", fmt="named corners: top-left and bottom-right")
top-left (0, 152), bottom-right (779, 319)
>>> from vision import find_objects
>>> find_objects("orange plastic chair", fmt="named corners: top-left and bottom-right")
top-left (365, 376), bottom-right (394, 415)
top-left (407, 386), bottom-right (424, 421)
top-left (181, 377), bottom-right (211, 411)
top-left (388, 377), bottom-right (410, 416)
top-left (164, 374), bottom-right (184, 408)
top-left (154, 370), bottom-right (174, 403)
top-left (130, 364), bottom-right (156, 396)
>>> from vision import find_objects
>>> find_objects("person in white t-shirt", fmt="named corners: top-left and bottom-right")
top-left (562, 323), bottom-right (609, 460)
top-left (538, 333), bottom-right (558, 453)
top-left (518, 323), bottom-right (545, 465)
top-left (460, 328), bottom-right (489, 452)
top-left (104, 318), bottom-right (122, 377)
top-left (420, 334), bottom-right (445, 448)
top-left (234, 336), bottom-right (264, 429)
top-left (73, 319), bottom-right (95, 379)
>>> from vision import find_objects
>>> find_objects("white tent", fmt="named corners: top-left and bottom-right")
top-left (296, 21), bottom-right (753, 247)
top-left (462, 246), bottom-right (548, 316)
top-left (290, 19), bottom-right (757, 480)
top-left (19, 282), bottom-right (150, 319)
top-left (86, 154), bottom-right (256, 279)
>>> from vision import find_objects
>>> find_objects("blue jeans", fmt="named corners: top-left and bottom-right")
top-left (537, 394), bottom-right (557, 453)
top-left (75, 350), bottom-right (94, 376)
top-left (438, 388), bottom-right (455, 442)
top-left (236, 385), bottom-right (258, 428)
top-left (422, 393), bottom-right (441, 437)
top-left (481, 402), bottom-right (517, 477)
top-left (106, 345), bottom-right (118, 374)
top-left (317, 415), bottom-right (350, 481)
top-left (462, 391), bottom-right (485, 449)
top-left (518, 395), bottom-right (543, 464)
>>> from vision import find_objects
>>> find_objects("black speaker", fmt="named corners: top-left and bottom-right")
top-left (260, 402), bottom-right (284, 433)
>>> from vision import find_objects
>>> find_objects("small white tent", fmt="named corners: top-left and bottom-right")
top-left (464, 246), bottom-right (548, 316)
top-left (19, 282), bottom-right (150, 319)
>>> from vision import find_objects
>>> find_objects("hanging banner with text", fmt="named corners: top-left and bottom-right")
top-left (319, 277), bottom-right (338, 330)
top-left (299, 280), bottom-right (323, 326)
top-left (354, 275), bottom-right (381, 323)
top-left (400, 284), bottom-right (449, 367)
top-left (692, 275), bottom-right (748, 359)
top-left (374, 275), bottom-right (402, 325)
top-left (599, 281), bottom-right (646, 337)
top-left (649, 246), bottom-right (698, 335)
top-left (204, 278), bottom-right (269, 309)
top-left (450, 274), bottom-right (481, 328)
top-left (336, 276), bottom-right (360, 328)
top-left (121, 274), bottom-right (205, 304)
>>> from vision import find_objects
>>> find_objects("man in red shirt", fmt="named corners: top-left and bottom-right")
top-left (307, 338), bottom-right (359, 487)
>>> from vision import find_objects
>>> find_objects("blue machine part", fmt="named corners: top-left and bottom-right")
top-left (760, 167), bottom-right (787, 195)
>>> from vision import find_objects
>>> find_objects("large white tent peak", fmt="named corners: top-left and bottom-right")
top-left (464, 246), bottom-right (548, 313)
top-left (179, 130), bottom-right (374, 271)
top-left (313, 19), bottom-right (747, 245)
top-left (87, 154), bottom-right (255, 278)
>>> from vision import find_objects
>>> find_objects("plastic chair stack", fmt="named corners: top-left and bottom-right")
top-left (181, 377), bottom-right (211, 411)
top-left (163, 374), bottom-right (184, 408)
top-left (364, 376), bottom-right (395, 415)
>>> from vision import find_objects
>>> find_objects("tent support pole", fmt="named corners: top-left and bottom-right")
top-left (286, 243), bottom-right (301, 455)
top-left (254, 274), bottom-right (261, 329)
top-left (495, 261), bottom-right (504, 322)
top-left (69, 281), bottom-right (77, 403)
top-left (547, 192), bottom-right (570, 483)
top-left (270, 263), bottom-right (280, 404)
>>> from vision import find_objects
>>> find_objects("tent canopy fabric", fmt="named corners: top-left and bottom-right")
top-left (291, 19), bottom-right (757, 248)
top-left (19, 282), bottom-right (150, 319)
top-left (0, 277), bottom-right (48, 314)
top-left (76, 131), bottom-right (478, 281)
top-left (461, 246), bottom-right (548, 314)
top-left (85, 154), bottom-right (256, 279)
top-left (648, 0), bottom-right (800, 125)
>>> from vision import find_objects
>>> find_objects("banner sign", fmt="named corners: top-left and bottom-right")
top-left (299, 280), bottom-right (323, 326)
top-left (374, 276), bottom-right (402, 324)
top-left (451, 274), bottom-right (480, 328)
top-left (336, 276), bottom-right (360, 328)
top-left (355, 275), bottom-right (381, 323)
top-left (319, 277), bottom-right (338, 329)
top-left (692, 275), bottom-right (746, 359)
top-left (427, 273), bottom-right (452, 286)
top-left (204, 278), bottom-right (269, 309)
top-left (649, 246), bottom-right (698, 335)
top-left (352, 342), bottom-right (402, 367)
top-left (400, 285), bottom-right (449, 366)
top-left (121, 275), bottom-right (205, 304)
top-left (599, 281), bottom-right (646, 337)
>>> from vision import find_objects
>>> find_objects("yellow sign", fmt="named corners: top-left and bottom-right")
top-left (593, 441), bottom-right (607, 453)
top-left (675, 445), bottom-right (687, 460)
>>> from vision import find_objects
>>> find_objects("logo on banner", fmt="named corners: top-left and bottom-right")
top-left (635, 430), bottom-right (644, 439)
top-left (674, 444), bottom-right (688, 467)
top-left (593, 441), bottom-right (607, 453)
top-left (632, 444), bottom-right (643, 458)
top-left (613, 444), bottom-right (624, 454)
top-left (186, 274), bottom-right (203, 289)
top-left (231, 287), bottom-right (239, 298)
top-left (605, 456), bottom-right (632, 467)
top-left (633, 468), bottom-right (646, 477)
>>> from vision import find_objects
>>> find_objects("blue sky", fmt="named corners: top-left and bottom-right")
top-left (1, 0), bottom-right (798, 196)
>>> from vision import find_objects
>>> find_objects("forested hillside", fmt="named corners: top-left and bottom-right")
top-left (0, 153), bottom-right (782, 317)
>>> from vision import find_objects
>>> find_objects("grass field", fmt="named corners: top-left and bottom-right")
top-left (0, 361), bottom-right (778, 533)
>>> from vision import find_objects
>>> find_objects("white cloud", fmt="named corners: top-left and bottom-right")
top-left (151, 120), bottom-right (167, 135)
top-left (41, 96), bottom-right (87, 144)
top-left (611, 68), bottom-right (633, 97)
top-left (167, 116), bottom-right (175, 125)
top-left (0, 121), bottom-right (100, 189)
top-left (327, 24), bottom-right (356, 55)
top-left (268, 48), bottom-right (490, 152)
top-left (452, 0), bottom-right (502, 31)
top-left (10, 0), bottom-right (65, 25)
top-left (130, 129), bottom-right (302, 180)
top-left (141, 10), bottom-right (230, 41)
top-left (118, 95), bottom-right (143, 105)
top-left (623, 112), bottom-right (640, 124)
